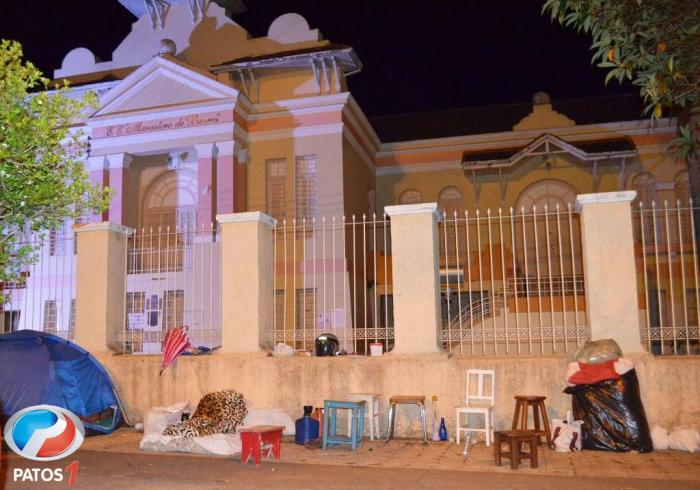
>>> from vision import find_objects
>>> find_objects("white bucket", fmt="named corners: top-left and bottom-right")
top-left (369, 342), bottom-right (383, 357)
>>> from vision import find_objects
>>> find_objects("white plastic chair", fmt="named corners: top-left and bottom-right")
top-left (455, 369), bottom-right (495, 446)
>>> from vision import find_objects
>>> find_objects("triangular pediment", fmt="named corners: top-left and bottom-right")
top-left (91, 55), bottom-right (239, 118)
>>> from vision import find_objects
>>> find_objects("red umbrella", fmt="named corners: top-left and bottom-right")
top-left (160, 325), bottom-right (191, 376)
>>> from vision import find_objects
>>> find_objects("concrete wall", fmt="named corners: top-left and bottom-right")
top-left (98, 352), bottom-right (700, 437)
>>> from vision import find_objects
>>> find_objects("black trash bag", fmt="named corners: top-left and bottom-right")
top-left (563, 369), bottom-right (652, 452)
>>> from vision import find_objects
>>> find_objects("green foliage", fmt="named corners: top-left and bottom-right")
top-left (0, 39), bottom-right (110, 289)
top-left (543, 0), bottom-right (700, 156)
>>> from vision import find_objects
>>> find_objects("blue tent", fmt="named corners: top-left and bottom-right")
top-left (0, 330), bottom-right (122, 434)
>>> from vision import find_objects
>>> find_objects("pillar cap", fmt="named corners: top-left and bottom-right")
top-left (217, 211), bottom-right (277, 228)
top-left (73, 222), bottom-right (133, 235)
top-left (575, 191), bottom-right (637, 211)
top-left (385, 202), bottom-right (441, 220)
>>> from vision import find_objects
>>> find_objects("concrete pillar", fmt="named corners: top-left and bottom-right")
top-left (217, 212), bottom-right (275, 353)
top-left (385, 203), bottom-right (442, 354)
top-left (215, 141), bottom-right (236, 215)
top-left (576, 191), bottom-right (644, 354)
top-left (74, 222), bottom-right (131, 353)
top-left (106, 153), bottom-right (132, 225)
top-left (87, 155), bottom-right (108, 223)
top-left (195, 143), bottom-right (217, 228)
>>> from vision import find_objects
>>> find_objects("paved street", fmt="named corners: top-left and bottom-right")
top-left (2, 429), bottom-right (700, 489)
top-left (3, 449), bottom-right (700, 490)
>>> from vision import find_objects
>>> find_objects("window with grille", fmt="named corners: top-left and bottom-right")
top-left (266, 158), bottom-right (287, 223)
top-left (2, 311), bottom-right (20, 333)
top-left (49, 228), bottom-right (65, 256)
top-left (126, 292), bottom-right (146, 320)
top-left (163, 290), bottom-right (185, 330)
top-left (69, 299), bottom-right (76, 337)
top-left (295, 288), bottom-right (316, 330)
top-left (295, 155), bottom-right (317, 222)
top-left (274, 290), bottom-right (285, 331)
top-left (43, 300), bottom-right (59, 334)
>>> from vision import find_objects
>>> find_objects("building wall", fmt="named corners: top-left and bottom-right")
top-left (247, 131), bottom-right (345, 218)
top-left (376, 150), bottom-right (686, 215)
top-left (342, 137), bottom-right (375, 220)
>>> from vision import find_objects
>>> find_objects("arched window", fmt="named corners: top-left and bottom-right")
top-left (514, 180), bottom-right (580, 277)
top-left (631, 172), bottom-right (657, 209)
top-left (515, 179), bottom-right (577, 212)
top-left (399, 188), bottom-right (422, 205)
top-left (140, 170), bottom-right (198, 272)
top-left (437, 186), bottom-right (464, 263)
top-left (630, 172), bottom-right (659, 243)
top-left (674, 171), bottom-right (690, 205)
top-left (438, 186), bottom-right (464, 217)
top-left (142, 170), bottom-right (197, 231)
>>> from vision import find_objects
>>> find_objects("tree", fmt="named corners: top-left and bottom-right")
top-left (543, 0), bottom-right (700, 217)
top-left (0, 39), bottom-right (109, 291)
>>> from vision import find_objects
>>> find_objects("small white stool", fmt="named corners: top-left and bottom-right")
top-left (345, 393), bottom-right (381, 440)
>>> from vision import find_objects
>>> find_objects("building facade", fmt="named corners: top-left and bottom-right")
top-left (1, 1), bottom-right (694, 355)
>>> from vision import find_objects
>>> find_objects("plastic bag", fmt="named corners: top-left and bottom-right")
top-left (650, 425), bottom-right (669, 450)
top-left (668, 427), bottom-right (700, 452)
top-left (551, 410), bottom-right (583, 452)
top-left (573, 339), bottom-right (622, 364)
top-left (564, 369), bottom-right (652, 452)
top-left (144, 401), bottom-right (190, 435)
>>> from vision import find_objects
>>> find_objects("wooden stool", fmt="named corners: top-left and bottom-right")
top-left (240, 425), bottom-right (284, 466)
top-left (322, 400), bottom-right (366, 451)
top-left (386, 395), bottom-right (428, 444)
top-left (494, 430), bottom-right (539, 469)
top-left (511, 396), bottom-right (551, 446)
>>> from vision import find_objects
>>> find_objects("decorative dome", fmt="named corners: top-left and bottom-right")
top-left (157, 39), bottom-right (177, 56)
top-left (533, 91), bottom-right (551, 105)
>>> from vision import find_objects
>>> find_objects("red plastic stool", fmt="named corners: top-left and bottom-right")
top-left (240, 425), bottom-right (284, 466)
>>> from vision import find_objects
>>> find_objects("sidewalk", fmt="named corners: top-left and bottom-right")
top-left (83, 429), bottom-right (700, 482)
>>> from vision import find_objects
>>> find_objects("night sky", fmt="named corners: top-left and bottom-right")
top-left (0, 0), bottom-right (634, 116)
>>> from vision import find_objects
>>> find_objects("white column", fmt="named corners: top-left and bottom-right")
top-left (385, 203), bottom-right (442, 354)
top-left (217, 212), bottom-right (275, 353)
top-left (215, 140), bottom-right (237, 215)
top-left (195, 142), bottom-right (217, 228)
top-left (105, 153), bottom-right (133, 225)
top-left (87, 156), bottom-right (108, 223)
top-left (576, 191), bottom-right (645, 354)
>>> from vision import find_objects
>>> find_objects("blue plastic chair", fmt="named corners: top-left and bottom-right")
top-left (322, 400), bottom-right (366, 451)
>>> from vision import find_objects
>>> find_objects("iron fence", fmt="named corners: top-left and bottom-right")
top-left (634, 200), bottom-right (700, 355)
top-left (1, 229), bottom-right (77, 340)
top-left (438, 205), bottom-right (589, 355)
top-left (121, 224), bottom-right (221, 354)
top-left (269, 214), bottom-right (393, 355)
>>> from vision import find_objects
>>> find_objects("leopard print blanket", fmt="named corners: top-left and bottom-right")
top-left (162, 389), bottom-right (247, 438)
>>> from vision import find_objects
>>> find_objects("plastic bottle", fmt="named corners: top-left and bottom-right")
top-left (295, 405), bottom-right (320, 444)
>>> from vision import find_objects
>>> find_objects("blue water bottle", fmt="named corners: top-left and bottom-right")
top-left (295, 405), bottom-right (320, 444)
